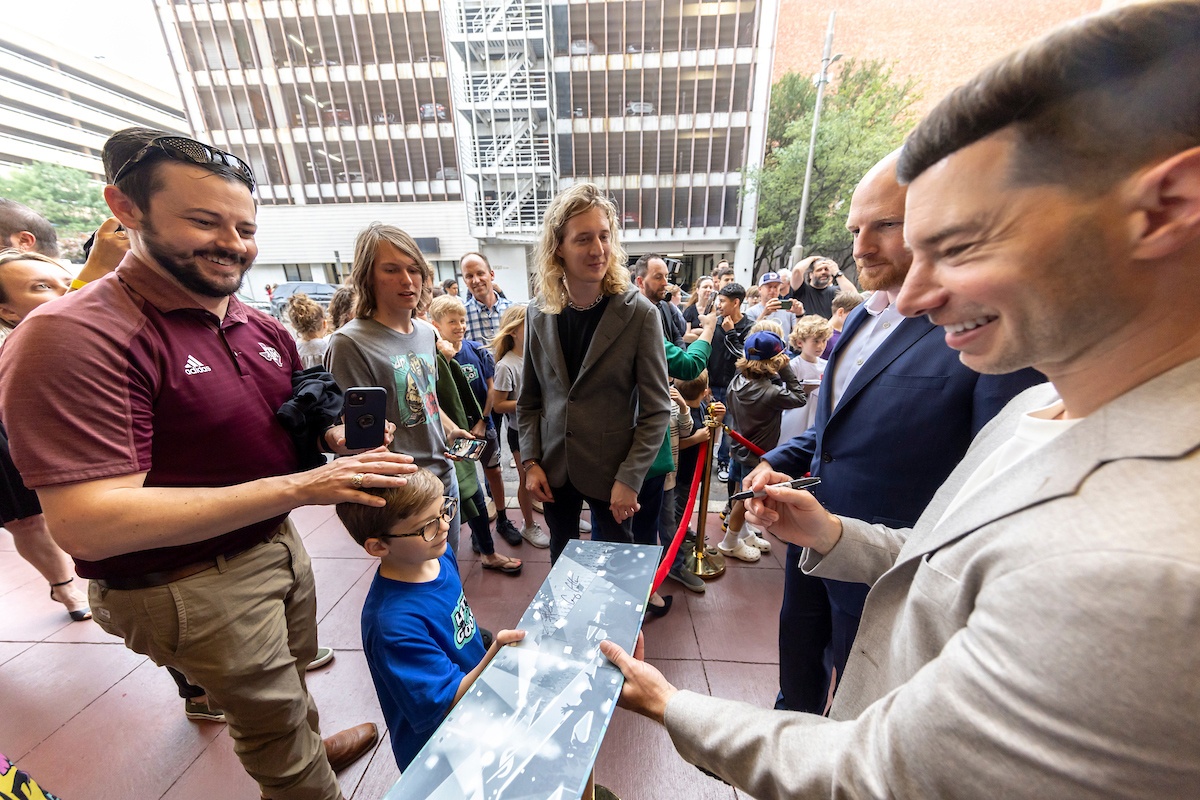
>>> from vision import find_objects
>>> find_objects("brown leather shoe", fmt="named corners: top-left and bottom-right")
top-left (323, 722), bottom-right (378, 772)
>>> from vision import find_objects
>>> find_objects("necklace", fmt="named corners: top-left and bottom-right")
top-left (564, 281), bottom-right (605, 312)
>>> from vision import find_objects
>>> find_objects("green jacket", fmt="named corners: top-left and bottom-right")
top-left (648, 338), bottom-right (712, 479)
top-left (435, 351), bottom-right (482, 518)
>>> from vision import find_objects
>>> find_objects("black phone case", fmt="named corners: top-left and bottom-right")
top-left (344, 387), bottom-right (388, 450)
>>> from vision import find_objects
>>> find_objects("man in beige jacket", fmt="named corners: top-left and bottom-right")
top-left (601, 3), bottom-right (1200, 797)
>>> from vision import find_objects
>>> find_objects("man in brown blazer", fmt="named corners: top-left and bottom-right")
top-left (600, 3), bottom-right (1200, 797)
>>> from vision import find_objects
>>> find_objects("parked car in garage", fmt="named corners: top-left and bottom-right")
top-left (419, 103), bottom-right (447, 120)
top-left (625, 101), bottom-right (655, 116)
top-left (569, 39), bottom-right (598, 55)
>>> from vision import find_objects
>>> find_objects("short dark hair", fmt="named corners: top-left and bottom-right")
top-left (714, 265), bottom-right (735, 280)
top-left (336, 468), bottom-right (443, 547)
top-left (632, 253), bottom-right (666, 280)
top-left (441, 277), bottom-right (458, 291)
top-left (718, 282), bottom-right (745, 302)
top-left (102, 127), bottom-right (251, 212)
top-left (0, 200), bottom-right (58, 258)
top-left (898, 2), bottom-right (1200, 191)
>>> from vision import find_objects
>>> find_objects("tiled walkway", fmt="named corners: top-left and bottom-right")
top-left (0, 500), bottom-right (785, 799)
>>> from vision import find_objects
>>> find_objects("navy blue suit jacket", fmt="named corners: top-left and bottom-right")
top-left (765, 305), bottom-right (1045, 615)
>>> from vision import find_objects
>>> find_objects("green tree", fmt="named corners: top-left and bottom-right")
top-left (0, 162), bottom-right (109, 260)
top-left (748, 60), bottom-right (919, 279)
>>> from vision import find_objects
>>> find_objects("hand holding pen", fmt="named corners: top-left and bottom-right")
top-left (729, 476), bottom-right (821, 502)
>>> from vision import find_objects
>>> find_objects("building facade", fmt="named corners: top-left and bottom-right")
top-left (0, 30), bottom-right (187, 178)
top-left (154, 0), bottom-right (781, 299)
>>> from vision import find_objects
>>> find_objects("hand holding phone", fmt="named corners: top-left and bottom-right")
top-left (445, 437), bottom-right (487, 461)
top-left (344, 387), bottom-right (388, 450)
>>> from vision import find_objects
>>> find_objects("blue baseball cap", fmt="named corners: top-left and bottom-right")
top-left (744, 331), bottom-right (785, 360)
top-left (758, 272), bottom-right (782, 286)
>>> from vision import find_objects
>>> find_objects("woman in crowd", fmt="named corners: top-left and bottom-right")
top-left (517, 184), bottom-right (669, 562)
top-left (286, 292), bottom-right (329, 368)
top-left (682, 275), bottom-right (714, 343)
top-left (0, 249), bottom-right (90, 620)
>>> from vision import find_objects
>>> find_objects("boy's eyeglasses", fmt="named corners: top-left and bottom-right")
top-left (378, 496), bottom-right (458, 542)
top-left (111, 136), bottom-right (256, 191)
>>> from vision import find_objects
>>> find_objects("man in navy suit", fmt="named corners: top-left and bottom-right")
top-left (747, 152), bottom-right (1045, 713)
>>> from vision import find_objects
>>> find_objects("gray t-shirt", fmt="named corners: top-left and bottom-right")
top-left (493, 350), bottom-right (523, 428)
top-left (327, 317), bottom-right (451, 482)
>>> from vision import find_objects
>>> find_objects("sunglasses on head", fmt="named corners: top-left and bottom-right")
top-left (111, 136), bottom-right (256, 191)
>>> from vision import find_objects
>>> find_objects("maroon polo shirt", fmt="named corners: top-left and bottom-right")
top-left (0, 254), bottom-right (304, 579)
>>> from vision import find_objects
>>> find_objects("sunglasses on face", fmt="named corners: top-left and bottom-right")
top-left (111, 136), bottom-right (256, 191)
top-left (378, 496), bottom-right (458, 542)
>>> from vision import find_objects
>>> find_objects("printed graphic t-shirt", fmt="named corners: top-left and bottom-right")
top-left (360, 550), bottom-right (486, 770)
top-left (327, 317), bottom-right (451, 482)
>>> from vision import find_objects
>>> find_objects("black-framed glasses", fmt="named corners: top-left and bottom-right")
top-left (111, 136), bottom-right (256, 191)
top-left (380, 496), bottom-right (458, 542)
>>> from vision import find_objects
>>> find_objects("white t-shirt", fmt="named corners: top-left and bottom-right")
top-left (779, 355), bottom-right (826, 445)
top-left (938, 401), bottom-right (1082, 525)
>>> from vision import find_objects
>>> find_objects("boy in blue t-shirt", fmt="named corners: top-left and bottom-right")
top-left (429, 295), bottom-right (525, 553)
top-left (336, 468), bottom-right (525, 771)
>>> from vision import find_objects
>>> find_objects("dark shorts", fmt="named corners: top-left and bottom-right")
top-left (0, 426), bottom-right (41, 523)
top-left (506, 423), bottom-right (520, 456)
top-left (481, 423), bottom-right (501, 470)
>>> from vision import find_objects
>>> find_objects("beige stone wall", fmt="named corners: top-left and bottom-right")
top-left (773, 0), bottom-right (1102, 115)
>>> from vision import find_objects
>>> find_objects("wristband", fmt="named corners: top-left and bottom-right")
top-left (69, 278), bottom-right (89, 291)
top-left (522, 458), bottom-right (540, 469)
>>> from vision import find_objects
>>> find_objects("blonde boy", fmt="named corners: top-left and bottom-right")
top-left (429, 295), bottom-right (524, 554)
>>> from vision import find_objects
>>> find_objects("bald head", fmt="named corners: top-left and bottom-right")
top-left (845, 151), bottom-right (910, 292)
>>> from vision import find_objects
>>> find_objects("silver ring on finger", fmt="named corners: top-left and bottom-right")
top-left (351, 473), bottom-right (365, 489)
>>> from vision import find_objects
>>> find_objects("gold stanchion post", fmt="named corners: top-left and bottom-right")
top-left (683, 405), bottom-right (726, 579)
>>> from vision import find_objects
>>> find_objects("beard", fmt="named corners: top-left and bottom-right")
top-left (809, 274), bottom-right (832, 289)
top-left (141, 218), bottom-right (251, 298)
top-left (856, 259), bottom-right (909, 292)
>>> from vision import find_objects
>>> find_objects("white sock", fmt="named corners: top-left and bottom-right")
top-left (722, 527), bottom-right (743, 550)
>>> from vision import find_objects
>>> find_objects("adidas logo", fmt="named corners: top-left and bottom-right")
top-left (184, 355), bottom-right (212, 375)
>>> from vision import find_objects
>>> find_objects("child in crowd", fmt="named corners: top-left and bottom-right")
top-left (780, 315), bottom-right (832, 442)
top-left (327, 285), bottom-right (357, 331)
top-left (429, 295), bottom-right (522, 573)
top-left (337, 468), bottom-right (525, 771)
top-left (823, 289), bottom-right (864, 358)
top-left (488, 305), bottom-right (550, 548)
top-left (720, 331), bottom-right (806, 562)
top-left (669, 370), bottom-right (724, 591)
top-left (286, 292), bottom-right (329, 368)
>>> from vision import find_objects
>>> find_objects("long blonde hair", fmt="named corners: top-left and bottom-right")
top-left (491, 303), bottom-right (528, 361)
top-left (349, 223), bottom-right (434, 320)
top-left (531, 183), bottom-right (628, 314)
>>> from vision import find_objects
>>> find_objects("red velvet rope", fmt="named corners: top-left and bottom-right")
top-left (651, 439), bottom-right (710, 593)
top-left (722, 425), bottom-right (766, 457)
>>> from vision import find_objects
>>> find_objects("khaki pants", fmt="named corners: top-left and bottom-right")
top-left (89, 521), bottom-right (340, 800)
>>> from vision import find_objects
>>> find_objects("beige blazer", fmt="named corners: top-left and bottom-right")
top-left (517, 288), bottom-right (669, 499)
top-left (663, 357), bottom-right (1200, 799)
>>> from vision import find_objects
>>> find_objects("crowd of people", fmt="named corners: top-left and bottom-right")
top-left (1, 2), bottom-right (1198, 797)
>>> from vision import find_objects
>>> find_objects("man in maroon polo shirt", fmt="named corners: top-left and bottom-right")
top-left (0, 129), bottom-right (415, 800)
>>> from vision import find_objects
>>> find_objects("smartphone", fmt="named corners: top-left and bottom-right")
top-left (343, 387), bottom-right (387, 450)
top-left (779, 299), bottom-right (794, 310)
top-left (445, 437), bottom-right (486, 461)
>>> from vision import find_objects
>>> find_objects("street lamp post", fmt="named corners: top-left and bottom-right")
top-left (790, 11), bottom-right (841, 270)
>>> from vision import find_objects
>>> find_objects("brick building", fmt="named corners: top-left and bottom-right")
top-left (774, 0), bottom-right (1104, 113)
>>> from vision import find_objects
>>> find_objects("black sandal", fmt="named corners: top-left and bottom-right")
top-left (50, 578), bottom-right (92, 622)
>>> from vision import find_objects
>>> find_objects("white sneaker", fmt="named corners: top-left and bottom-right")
top-left (744, 532), bottom-right (772, 553)
top-left (716, 539), bottom-right (761, 562)
top-left (522, 523), bottom-right (550, 548)
top-left (531, 499), bottom-right (545, 514)
top-left (578, 517), bottom-right (592, 533)
top-left (486, 498), bottom-right (497, 521)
